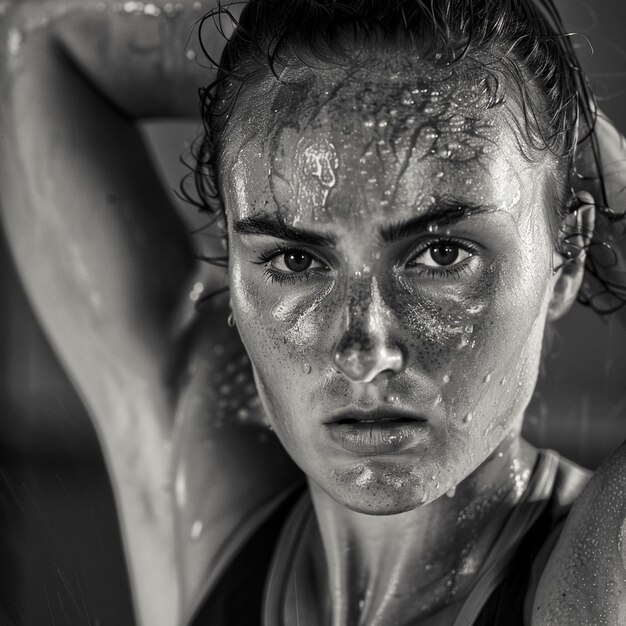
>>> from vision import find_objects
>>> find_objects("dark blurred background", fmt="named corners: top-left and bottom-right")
top-left (2, 1), bottom-right (626, 624)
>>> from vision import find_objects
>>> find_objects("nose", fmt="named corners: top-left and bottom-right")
top-left (332, 277), bottom-right (405, 383)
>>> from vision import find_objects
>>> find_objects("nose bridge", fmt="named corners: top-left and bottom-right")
top-left (332, 275), bottom-right (404, 383)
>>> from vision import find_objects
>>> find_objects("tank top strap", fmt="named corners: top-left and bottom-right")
top-left (451, 449), bottom-right (561, 626)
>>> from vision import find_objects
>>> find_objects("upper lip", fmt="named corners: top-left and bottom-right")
top-left (325, 408), bottom-right (427, 425)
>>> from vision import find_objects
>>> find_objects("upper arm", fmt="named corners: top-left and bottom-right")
top-left (0, 1), bottom-right (223, 417)
top-left (532, 443), bottom-right (626, 625)
top-left (0, 7), bottom-right (227, 622)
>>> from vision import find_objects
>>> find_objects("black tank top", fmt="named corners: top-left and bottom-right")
top-left (191, 450), bottom-right (588, 626)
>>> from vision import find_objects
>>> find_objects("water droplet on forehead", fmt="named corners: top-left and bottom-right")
top-left (401, 90), bottom-right (415, 106)
top-left (303, 362), bottom-right (311, 375)
top-left (463, 412), bottom-right (474, 424)
top-left (442, 374), bottom-right (451, 384)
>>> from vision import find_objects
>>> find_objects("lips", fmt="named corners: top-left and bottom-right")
top-left (326, 408), bottom-right (426, 425)
top-left (324, 409), bottom-right (428, 455)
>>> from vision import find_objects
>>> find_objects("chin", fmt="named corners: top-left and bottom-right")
top-left (324, 460), bottom-right (434, 515)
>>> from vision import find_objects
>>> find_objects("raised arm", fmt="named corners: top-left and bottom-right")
top-left (0, 2), bottom-right (225, 623)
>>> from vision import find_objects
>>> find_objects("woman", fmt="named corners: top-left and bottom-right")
top-left (1, 0), bottom-right (625, 624)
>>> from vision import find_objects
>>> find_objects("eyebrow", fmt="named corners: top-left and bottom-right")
top-left (233, 216), bottom-right (336, 246)
top-left (233, 200), bottom-right (490, 247)
top-left (379, 201), bottom-right (491, 244)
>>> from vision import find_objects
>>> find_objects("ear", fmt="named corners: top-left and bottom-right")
top-left (547, 193), bottom-right (596, 321)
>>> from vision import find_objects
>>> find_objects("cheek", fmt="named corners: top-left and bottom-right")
top-left (229, 254), bottom-right (334, 426)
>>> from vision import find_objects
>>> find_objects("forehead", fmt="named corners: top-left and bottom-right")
top-left (221, 60), bottom-right (544, 225)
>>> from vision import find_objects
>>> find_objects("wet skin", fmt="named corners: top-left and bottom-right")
top-left (222, 61), bottom-right (564, 516)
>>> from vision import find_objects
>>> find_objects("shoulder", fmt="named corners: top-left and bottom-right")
top-left (531, 443), bottom-right (626, 625)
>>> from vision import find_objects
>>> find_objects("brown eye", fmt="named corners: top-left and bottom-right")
top-left (283, 251), bottom-right (313, 272)
top-left (429, 244), bottom-right (460, 266)
top-left (408, 240), bottom-right (474, 270)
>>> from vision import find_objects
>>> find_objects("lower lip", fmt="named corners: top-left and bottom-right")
top-left (324, 421), bottom-right (428, 455)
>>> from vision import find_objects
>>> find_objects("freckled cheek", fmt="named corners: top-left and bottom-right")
top-left (391, 280), bottom-right (490, 376)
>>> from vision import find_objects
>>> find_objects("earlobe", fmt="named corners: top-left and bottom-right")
top-left (547, 194), bottom-right (596, 321)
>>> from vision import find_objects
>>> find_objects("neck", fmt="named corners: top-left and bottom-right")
top-left (305, 436), bottom-right (537, 626)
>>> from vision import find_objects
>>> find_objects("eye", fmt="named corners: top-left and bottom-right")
top-left (408, 240), bottom-right (474, 269)
top-left (269, 249), bottom-right (326, 274)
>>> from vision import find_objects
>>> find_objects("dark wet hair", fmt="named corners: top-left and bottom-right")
top-left (185, 0), bottom-right (626, 314)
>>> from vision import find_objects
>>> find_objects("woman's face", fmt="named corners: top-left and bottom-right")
top-left (223, 62), bottom-right (563, 514)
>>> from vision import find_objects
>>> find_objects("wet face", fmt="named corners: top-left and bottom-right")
top-left (222, 61), bottom-right (561, 514)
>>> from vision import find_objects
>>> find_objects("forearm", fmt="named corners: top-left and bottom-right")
top-left (2, 0), bottom-right (227, 118)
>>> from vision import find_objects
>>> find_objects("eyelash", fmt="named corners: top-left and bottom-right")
top-left (253, 237), bottom-right (480, 285)
top-left (405, 237), bottom-right (479, 279)
top-left (253, 244), bottom-right (329, 285)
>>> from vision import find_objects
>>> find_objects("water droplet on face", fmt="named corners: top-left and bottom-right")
top-left (500, 376), bottom-right (507, 386)
top-left (303, 362), bottom-right (311, 375)
top-left (464, 324), bottom-right (474, 334)
top-left (442, 374), bottom-right (450, 384)
top-left (483, 373), bottom-right (492, 384)
top-left (463, 412), bottom-right (474, 424)
top-left (446, 486), bottom-right (457, 498)
top-left (385, 395), bottom-right (399, 404)
top-left (190, 520), bottom-right (203, 541)
top-left (189, 281), bottom-right (204, 302)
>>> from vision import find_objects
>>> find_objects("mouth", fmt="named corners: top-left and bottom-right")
top-left (326, 409), bottom-right (427, 425)
top-left (324, 409), bottom-right (428, 455)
